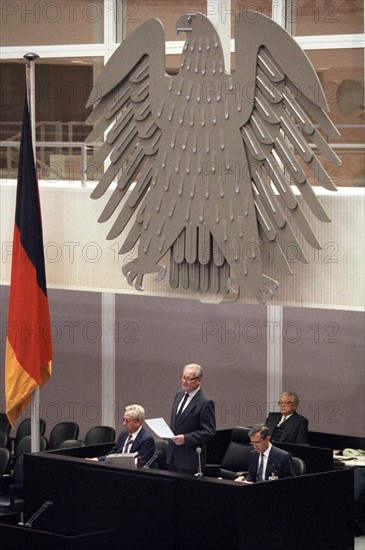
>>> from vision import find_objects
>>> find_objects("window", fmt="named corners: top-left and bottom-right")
top-left (0, 0), bottom-right (363, 187)
top-left (0, 57), bottom-right (103, 184)
top-left (1, 0), bottom-right (104, 46)
top-left (118, 0), bottom-right (207, 41)
top-left (291, 0), bottom-right (363, 36)
top-left (306, 47), bottom-right (364, 187)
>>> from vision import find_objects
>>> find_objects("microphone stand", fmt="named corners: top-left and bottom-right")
top-left (24, 501), bottom-right (54, 528)
top-left (195, 447), bottom-right (204, 477)
top-left (143, 453), bottom-right (158, 468)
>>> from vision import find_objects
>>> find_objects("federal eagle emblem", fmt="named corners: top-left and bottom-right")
top-left (86, 11), bottom-right (340, 303)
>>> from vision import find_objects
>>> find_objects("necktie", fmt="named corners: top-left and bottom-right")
top-left (176, 393), bottom-right (189, 418)
top-left (123, 434), bottom-right (133, 453)
top-left (257, 453), bottom-right (265, 481)
top-left (277, 415), bottom-right (287, 426)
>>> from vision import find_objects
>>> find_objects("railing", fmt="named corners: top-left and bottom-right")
top-left (0, 140), bottom-right (102, 187)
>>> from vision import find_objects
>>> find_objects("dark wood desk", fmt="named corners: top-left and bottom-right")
top-left (9, 451), bottom-right (354, 550)
top-left (275, 441), bottom-right (334, 473)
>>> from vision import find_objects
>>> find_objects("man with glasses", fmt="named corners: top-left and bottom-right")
top-left (265, 391), bottom-right (309, 444)
top-left (87, 404), bottom-right (156, 466)
top-left (167, 363), bottom-right (216, 474)
top-left (235, 424), bottom-right (295, 482)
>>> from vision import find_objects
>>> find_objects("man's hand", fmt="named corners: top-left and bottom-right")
top-left (235, 475), bottom-right (245, 482)
top-left (171, 434), bottom-right (185, 445)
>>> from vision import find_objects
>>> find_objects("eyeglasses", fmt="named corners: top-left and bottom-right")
top-left (123, 417), bottom-right (137, 423)
top-left (278, 401), bottom-right (294, 405)
top-left (180, 376), bottom-right (200, 382)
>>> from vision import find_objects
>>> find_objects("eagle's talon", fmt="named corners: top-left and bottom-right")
top-left (228, 275), bottom-right (278, 304)
top-left (155, 265), bottom-right (166, 282)
top-left (227, 278), bottom-right (238, 293)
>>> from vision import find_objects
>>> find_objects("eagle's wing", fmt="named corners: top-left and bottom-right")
top-left (85, 18), bottom-right (166, 240)
top-left (233, 10), bottom-right (340, 274)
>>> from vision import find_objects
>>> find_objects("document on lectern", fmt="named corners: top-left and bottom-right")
top-left (145, 418), bottom-right (174, 438)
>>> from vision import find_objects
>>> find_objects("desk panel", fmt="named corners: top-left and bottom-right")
top-left (23, 454), bottom-right (175, 550)
top-left (275, 442), bottom-right (333, 473)
top-left (23, 453), bottom-right (353, 550)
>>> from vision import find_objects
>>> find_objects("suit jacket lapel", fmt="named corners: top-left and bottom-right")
top-left (174, 391), bottom-right (200, 427)
top-left (131, 429), bottom-right (143, 452)
top-left (282, 413), bottom-right (295, 436)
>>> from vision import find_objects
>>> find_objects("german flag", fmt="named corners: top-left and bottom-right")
top-left (5, 97), bottom-right (52, 427)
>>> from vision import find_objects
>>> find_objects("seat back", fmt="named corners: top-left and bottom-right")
top-left (84, 426), bottom-right (116, 446)
top-left (48, 422), bottom-right (80, 450)
top-left (15, 418), bottom-right (46, 444)
top-left (0, 430), bottom-right (9, 449)
top-left (292, 456), bottom-right (306, 476)
top-left (15, 435), bottom-right (48, 460)
top-left (220, 427), bottom-right (252, 480)
top-left (0, 447), bottom-right (11, 475)
top-left (58, 439), bottom-right (85, 449)
top-left (155, 439), bottom-right (168, 470)
top-left (12, 455), bottom-right (24, 485)
top-left (0, 413), bottom-right (11, 434)
top-left (0, 455), bottom-right (24, 513)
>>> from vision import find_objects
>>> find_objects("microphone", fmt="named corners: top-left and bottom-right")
top-left (195, 447), bottom-right (203, 477)
top-left (24, 500), bottom-right (54, 528)
top-left (143, 453), bottom-right (158, 468)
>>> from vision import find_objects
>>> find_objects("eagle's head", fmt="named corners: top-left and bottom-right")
top-left (176, 12), bottom-right (216, 37)
top-left (175, 12), bottom-right (224, 74)
top-left (175, 12), bottom-right (210, 35)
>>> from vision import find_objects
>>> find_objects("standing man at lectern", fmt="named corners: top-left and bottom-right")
top-left (167, 364), bottom-right (216, 475)
top-left (265, 391), bottom-right (309, 444)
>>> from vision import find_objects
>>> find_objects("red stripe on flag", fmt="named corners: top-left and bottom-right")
top-left (7, 226), bottom-right (52, 382)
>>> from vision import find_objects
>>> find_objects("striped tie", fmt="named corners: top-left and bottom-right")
top-left (123, 434), bottom-right (133, 453)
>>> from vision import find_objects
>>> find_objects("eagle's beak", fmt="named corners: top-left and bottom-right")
top-left (176, 13), bottom-right (195, 35)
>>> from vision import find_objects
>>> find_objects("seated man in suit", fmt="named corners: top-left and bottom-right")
top-left (87, 404), bottom-right (156, 466)
top-left (265, 391), bottom-right (309, 444)
top-left (235, 424), bottom-right (295, 482)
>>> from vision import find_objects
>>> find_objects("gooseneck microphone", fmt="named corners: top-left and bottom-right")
top-left (195, 447), bottom-right (203, 477)
top-left (25, 500), bottom-right (54, 528)
top-left (143, 453), bottom-right (158, 468)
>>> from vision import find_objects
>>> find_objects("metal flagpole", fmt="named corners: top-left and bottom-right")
top-left (24, 52), bottom-right (40, 453)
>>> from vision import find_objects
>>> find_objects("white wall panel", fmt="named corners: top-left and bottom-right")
top-left (1, 185), bottom-right (364, 310)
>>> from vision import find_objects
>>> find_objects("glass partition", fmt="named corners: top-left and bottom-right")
top-left (118, 0), bottom-right (207, 41)
top-left (0, 0), bottom-right (104, 46)
top-left (0, 57), bottom-right (103, 184)
top-left (306, 47), bottom-right (364, 187)
top-left (291, 0), bottom-right (364, 36)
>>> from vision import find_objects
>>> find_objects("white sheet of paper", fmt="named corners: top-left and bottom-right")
top-left (145, 417), bottom-right (174, 439)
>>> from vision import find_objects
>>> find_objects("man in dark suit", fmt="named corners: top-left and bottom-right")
top-left (87, 404), bottom-right (156, 466)
top-left (235, 424), bottom-right (295, 482)
top-left (167, 363), bottom-right (216, 475)
top-left (265, 391), bottom-right (309, 444)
